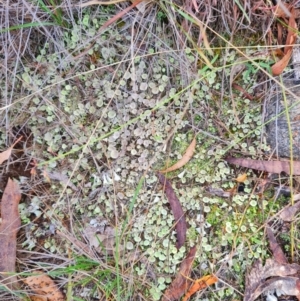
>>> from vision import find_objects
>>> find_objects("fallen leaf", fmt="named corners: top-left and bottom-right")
top-left (182, 275), bottom-right (218, 301)
top-left (279, 201), bottom-right (300, 221)
top-left (162, 247), bottom-right (197, 301)
top-left (0, 178), bottom-right (21, 289)
top-left (226, 157), bottom-right (300, 175)
top-left (284, 9), bottom-right (297, 54)
top-left (272, 45), bottom-right (293, 76)
top-left (160, 137), bottom-right (196, 173)
top-left (266, 226), bottom-right (287, 264)
top-left (235, 173), bottom-right (247, 183)
top-left (244, 259), bottom-right (300, 301)
top-left (272, 7), bottom-right (297, 75)
top-left (0, 136), bottom-right (23, 164)
top-left (23, 273), bottom-right (65, 301)
top-left (157, 173), bottom-right (187, 249)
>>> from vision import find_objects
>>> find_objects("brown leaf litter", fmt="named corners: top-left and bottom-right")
top-left (162, 246), bottom-right (217, 301)
top-left (159, 136), bottom-right (196, 173)
top-left (272, 7), bottom-right (298, 76)
top-left (23, 272), bottom-right (65, 301)
top-left (182, 274), bottom-right (218, 301)
top-left (162, 246), bottom-right (197, 301)
top-left (157, 173), bottom-right (187, 249)
top-left (244, 226), bottom-right (300, 301)
top-left (226, 157), bottom-right (300, 175)
top-left (0, 178), bottom-right (21, 290)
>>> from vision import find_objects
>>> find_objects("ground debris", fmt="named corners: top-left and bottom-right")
top-left (23, 272), bottom-right (65, 301)
top-left (0, 178), bottom-right (21, 290)
top-left (244, 226), bottom-right (300, 301)
top-left (162, 246), bottom-right (196, 301)
top-left (157, 173), bottom-right (187, 249)
top-left (159, 136), bottom-right (196, 173)
top-left (226, 157), bottom-right (300, 175)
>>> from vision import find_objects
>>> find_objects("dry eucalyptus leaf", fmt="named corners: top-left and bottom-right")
top-left (0, 178), bottom-right (21, 289)
top-left (158, 173), bottom-right (187, 249)
top-left (272, 48), bottom-right (293, 76)
top-left (160, 136), bottom-right (196, 173)
top-left (272, 8), bottom-right (297, 75)
top-left (23, 273), bottom-right (65, 301)
top-left (266, 227), bottom-right (287, 264)
top-left (226, 157), bottom-right (300, 175)
top-left (162, 247), bottom-right (196, 301)
top-left (182, 275), bottom-right (218, 301)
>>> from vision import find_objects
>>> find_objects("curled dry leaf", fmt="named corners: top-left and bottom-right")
top-left (160, 136), bottom-right (196, 173)
top-left (226, 157), bottom-right (300, 175)
top-left (182, 275), bottom-right (218, 301)
top-left (0, 136), bottom-right (23, 164)
top-left (23, 273), bottom-right (65, 301)
top-left (158, 173), bottom-right (187, 249)
top-left (272, 48), bottom-right (293, 76)
top-left (284, 8), bottom-right (297, 55)
top-left (162, 247), bottom-right (197, 301)
top-left (272, 7), bottom-right (297, 76)
top-left (0, 178), bottom-right (21, 289)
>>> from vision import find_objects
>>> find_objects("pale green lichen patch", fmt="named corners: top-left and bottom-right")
top-left (0, 5), bottom-right (279, 300)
